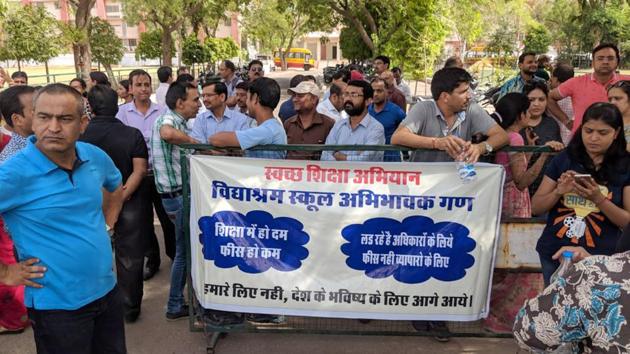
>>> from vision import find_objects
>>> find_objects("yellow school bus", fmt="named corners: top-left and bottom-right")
top-left (274, 48), bottom-right (315, 71)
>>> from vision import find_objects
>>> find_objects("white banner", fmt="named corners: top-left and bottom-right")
top-left (189, 156), bottom-right (505, 321)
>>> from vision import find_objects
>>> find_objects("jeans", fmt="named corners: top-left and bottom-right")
top-left (161, 195), bottom-right (186, 314)
top-left (27, 286), bottom-right (126, 354)
top-left (539, 253), bottom-right (560, 287)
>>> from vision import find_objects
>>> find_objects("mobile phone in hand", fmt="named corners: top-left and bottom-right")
top-left (573, 174), bottom-right (592, 185)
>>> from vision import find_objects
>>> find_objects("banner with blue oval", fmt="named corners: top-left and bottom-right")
top-left (190, 156), bottom-right (504, 321)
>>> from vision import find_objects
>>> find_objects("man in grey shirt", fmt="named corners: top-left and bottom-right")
top-left (392, 67), bottom-right (508, 164)
top-left (391, 67), bottom-right (508, 342)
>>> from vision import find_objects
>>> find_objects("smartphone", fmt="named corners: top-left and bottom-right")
top-left (574, 174), bottom-right (592, 184)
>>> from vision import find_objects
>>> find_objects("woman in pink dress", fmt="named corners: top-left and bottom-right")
top-left (484, 93), bottom-right (563, 333)
top-left (0, 131), bottom-right (28, 334)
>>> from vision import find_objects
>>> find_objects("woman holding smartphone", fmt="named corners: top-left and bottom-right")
top-left (532, 102), bottom-right (630, 285)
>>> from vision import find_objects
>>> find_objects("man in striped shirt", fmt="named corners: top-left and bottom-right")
top-left (150, 82), bottom-right (199, 321)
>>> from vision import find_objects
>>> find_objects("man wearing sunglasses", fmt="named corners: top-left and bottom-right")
top-left (247, 60), bottom-right (265, 82)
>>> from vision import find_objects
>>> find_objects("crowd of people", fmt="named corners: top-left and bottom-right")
top-left (0, 42), bottom-right (629, 353)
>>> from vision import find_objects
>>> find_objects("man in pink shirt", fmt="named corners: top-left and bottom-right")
top-left (548, 43), bottom-right (630, 133)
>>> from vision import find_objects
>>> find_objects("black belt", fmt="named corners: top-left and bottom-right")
top-left (159, 189), bottom-right (182, 198)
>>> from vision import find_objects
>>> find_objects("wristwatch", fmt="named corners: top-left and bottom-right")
top-left (482, 142), bottom-right (493, 155)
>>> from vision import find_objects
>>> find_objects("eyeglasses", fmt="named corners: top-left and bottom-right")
top-left (342, 92), bottom-right (364, 98)
top-left (250, 67), bottom-right (263, 73)
top-left (202, 93), bottom-right (218, 98)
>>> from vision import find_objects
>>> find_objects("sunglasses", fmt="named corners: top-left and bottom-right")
top-left (608, 80), bottom-right (630, 90)
top-left (250, 67), bottom-right (264, 73)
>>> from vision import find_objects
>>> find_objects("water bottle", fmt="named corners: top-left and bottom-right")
top-left (456, 150), bottom-right (477, 183)
top-left (546, 251), bottom-right (575, 354)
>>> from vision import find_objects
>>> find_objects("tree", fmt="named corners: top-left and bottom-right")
top-left (67, 0), bottom-right (97, 80)
top-left (122, 0), bottom-right (205, 66)
top-left (486, 20), bottom-right (518, 66)
top-left (89, 17), bottom-right (124, 87)
top-left (339, 26), bottom-right (372, 61)
top-left (1, 4), bottom-right (64, 74)
top-left (204, 37), bottom-right (240, 66)
top-left (243, 0), bottom-right (333, 70)
top-left (523, 23), bottom-right (552, 54)
top-left (446, 0), bottom-right (489, 55)
top-left (135, 29), bottom-right (168, 62)
top-left (182, 35), bottom-right (209, 70)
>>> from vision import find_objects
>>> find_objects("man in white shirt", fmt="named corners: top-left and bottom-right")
top-left (393, 67), bottom-right (412, 104)
top-left (316, 82), bottom-right (347, 121)
top-left (155, 66), bottom-right (173, 107)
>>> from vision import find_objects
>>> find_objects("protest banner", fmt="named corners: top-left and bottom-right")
top-left (189, 156), bottom-right (505, 321)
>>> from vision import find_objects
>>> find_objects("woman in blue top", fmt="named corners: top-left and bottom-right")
top-left (532, 102), bottom-right (630, 285)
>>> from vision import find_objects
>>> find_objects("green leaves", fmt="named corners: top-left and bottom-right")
top-left (0, 4), bottom-right (64, 64)
top-left (89, 18), bottom-right (124, 66)
top-left (135, 29), bottom-right (167, 61)
top-left (523, 24), bottom-right (552, 54)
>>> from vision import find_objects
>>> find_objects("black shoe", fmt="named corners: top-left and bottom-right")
top-left (412, 320), bottom-right (451, 342)
top-left (203, 310), bottom-right (244, 326)
top-left (166, 305), bottom-right (189, 321)
top-left (124, 310), bottom-right (140, 323)
top-left (246, 314), bottom-right (285, 324)
top-left (143, 265), bottom-right (159, 281)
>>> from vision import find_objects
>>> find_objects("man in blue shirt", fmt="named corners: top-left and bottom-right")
top-left (191, 81), bottom-right (252, 144)
top-left (497, 52), bottom-right (546, 102)
top-left (321, 80), bottom-right (385, 162)
top-left (368, 78), bottom-right (406, 161)
top-left (209, 77), bottom-right (287, 160)
top-left (0, 84), bottom-right (125, 353)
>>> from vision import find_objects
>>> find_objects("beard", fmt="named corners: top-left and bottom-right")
top-left (344, 101), bottom-right (365, 116)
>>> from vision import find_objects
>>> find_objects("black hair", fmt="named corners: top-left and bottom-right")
top-left (374, 55), bottom-right (390, 67)
top-left (567, 102), bottom-right (629, 185)
top-left (608, 81), bottom-right (630, 101)
top-left (370, 77), bottom-right (387, 86)
top-left (444, 56), bottom-right (463, 68)
top-left (176, 73), bottom-right (195, 84)
top-left (87, 84), bottom-right (119, 116)
top-left (235, 81), bottom-right (249, 91)
top-left (537, 55), bottom-right (550, 66)
top-left (70, 78), bottom-right (87, 90)
top-left (592, 43), bottom-right (620, 63)
top-left (248, 77), bottom-right (280, 110)
top-left (248, 60), bottom-right (263, 70)
top-left (492, 93), bottom-right (530, 130)
top-left (33, 83), bottom-right (85, 117)
top-left (430, 67), bottom-right (473, 101)
top-left (89, 71), bottom-right (110, 86)
top-left (289, 75), bottom-right (306, 88)
top-left (332, 70), bottom-right (350, 82)
top-left (347, 79), bottom-right (374, 100)
top-left (165, 82), bottom-right (196, 110)
top-left (329, 83), bottom-right (343, 98)
top-left (157, 66), bottom-right (173, 83)
top-left (518, 52), bottom-right (537, 64)
top-left (202, 81), bottom-right (228, 101)
top-left (524, 80), bottom-right (549, 97)
top-left (614, 223), bottom-right (630, 253)
top-left (0, 85), bottom-right (36, 127)
top-left (222, 60), bottom-right (236, 72)
top-left (118, 79), bottom-right (130, 91)
top-left (128, 69), bottom-right (151, 86)
top-left (552, 63), bottom-right (574, 83)
top-left (11, 71), bottom-right (27, 81)
top-left (176, 66), bottom-right (189, 76)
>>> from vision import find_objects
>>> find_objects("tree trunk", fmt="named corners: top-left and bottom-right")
top-left (161, 29), bottom-right (173, 66)
top-left (70, 0), bottom-right (96, 80)
top-left (103, 63), bottom-right (118, 90)
top-left (45, 61), bottom-right (50, 83)
top-left (17, 60), bottom-right (21, 71)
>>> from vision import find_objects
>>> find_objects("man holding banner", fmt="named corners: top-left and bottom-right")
top-left (208, 77), bottom-right (287, 160)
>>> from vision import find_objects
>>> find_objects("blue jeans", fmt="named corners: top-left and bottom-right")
top-left (161, 196), bottom-right (186, 314)
top-left (27, 286), bottom-right (126, 354)
top-left (539, 253), bottom-right (560, 287)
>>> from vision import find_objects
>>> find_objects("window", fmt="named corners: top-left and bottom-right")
top-left (128, 39), bottom-right (137, 47)
top-left (106, 5), bottom-right (119, 12)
